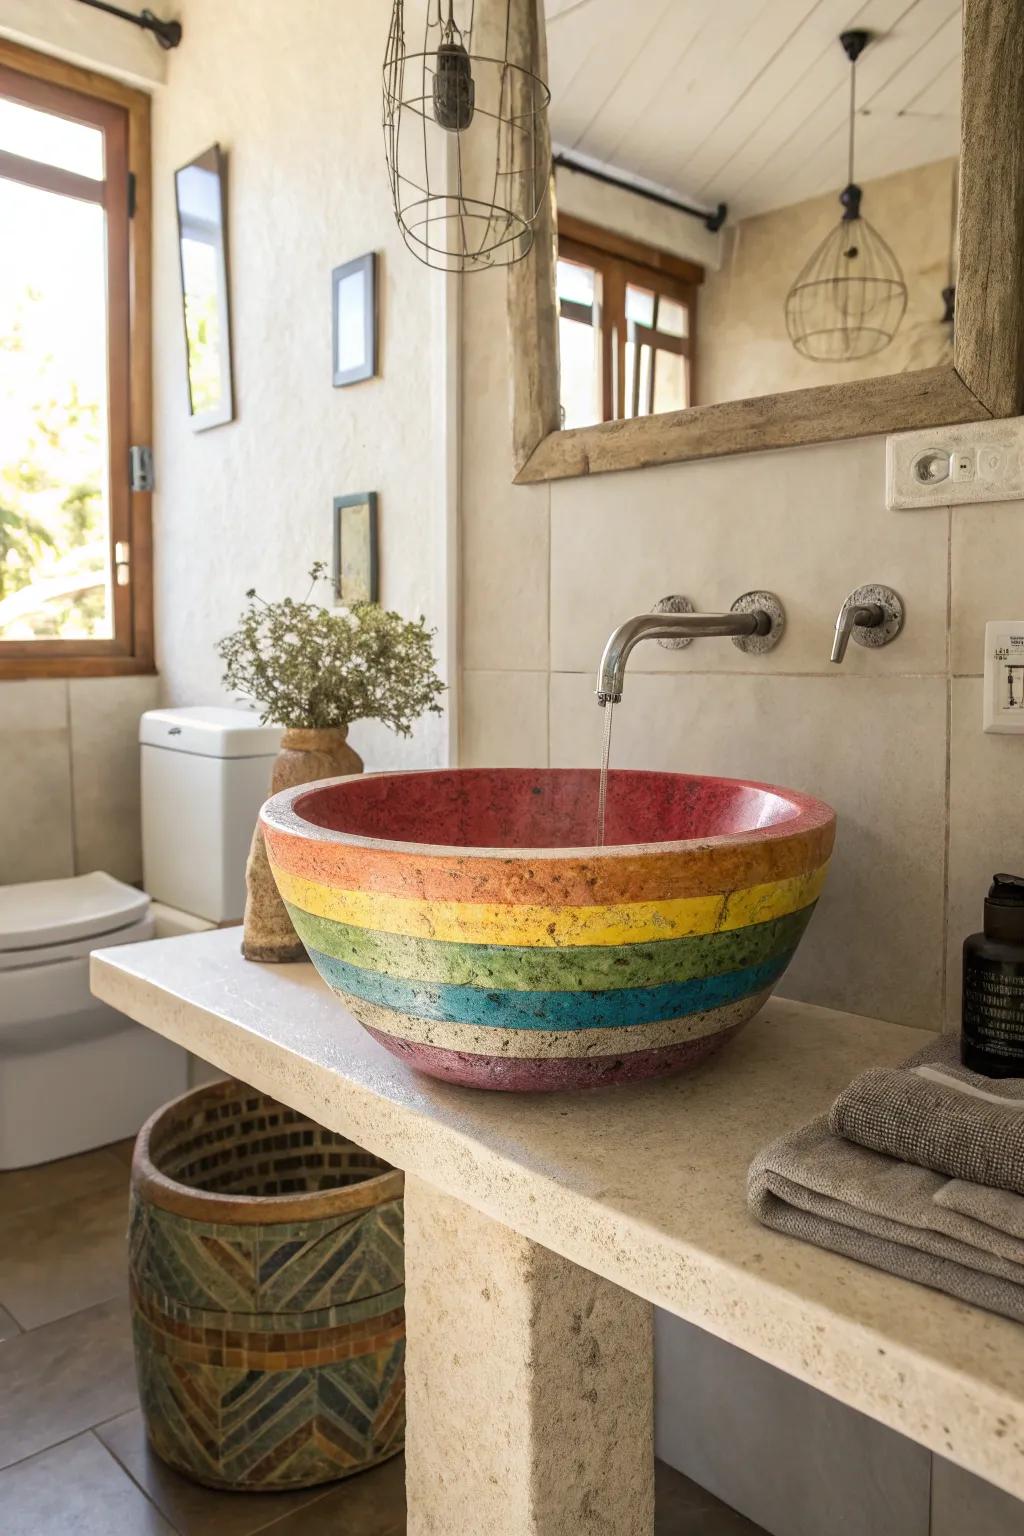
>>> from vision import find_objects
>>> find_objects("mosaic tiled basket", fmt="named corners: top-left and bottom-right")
top-left (129, 1078), bottom-right (405, 1491)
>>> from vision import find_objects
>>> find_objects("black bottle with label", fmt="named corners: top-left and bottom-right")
top-left (962, 874), bottom-right (1024, 1077)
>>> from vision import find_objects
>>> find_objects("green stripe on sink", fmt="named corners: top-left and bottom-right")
top-left (285, 903), bottom-right (815, 992)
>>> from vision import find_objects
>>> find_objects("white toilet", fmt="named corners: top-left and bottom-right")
top-left (0, 705), bottom-right (282, 1170)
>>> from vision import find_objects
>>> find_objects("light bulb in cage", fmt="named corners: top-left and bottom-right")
top-left (784, 31), bottom-right (907, 361)
top-left (384, 0), bottom-right (550, 272)
top-left (433, 23), bottom-right (475, 132)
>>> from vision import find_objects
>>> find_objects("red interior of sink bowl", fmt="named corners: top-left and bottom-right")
top-left (291, 768), bottom-right (827, 851)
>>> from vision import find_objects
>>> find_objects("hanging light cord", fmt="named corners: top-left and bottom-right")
top-left (847, 53), bottom-right (857, 189)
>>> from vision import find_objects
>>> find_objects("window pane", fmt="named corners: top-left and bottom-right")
top-left (0, 177), bottom-right (111, 640)
top-left (558, 314), bottom-right (600, 430)
top-left (0, 97), bottom-right (104, 179)
top-left (652, 347), bottom-right (687, 415)
top-left (657, 297), bottom-right (688, 338)
top-left (557, 258), bottom-right (595, 305)
top-left (625, 284), bottom-right (654, 327)
top-left (623, 338), bottom-right (633, 418)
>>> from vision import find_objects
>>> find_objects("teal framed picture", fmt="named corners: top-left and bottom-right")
top-left (332, 492), bottom-right (379, 605)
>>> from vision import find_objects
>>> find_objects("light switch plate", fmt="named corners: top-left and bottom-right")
top-left (886, 418), bottom-right (1024, 509)
top-left (983, 620), bottom-right (1024, 733)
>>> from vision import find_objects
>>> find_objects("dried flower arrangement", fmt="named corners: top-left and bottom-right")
top-left (217, 563), bottom-right (444, 733)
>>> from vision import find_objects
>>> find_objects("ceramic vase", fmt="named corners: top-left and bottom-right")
top-left (243, 727), bottom-right (363, 962)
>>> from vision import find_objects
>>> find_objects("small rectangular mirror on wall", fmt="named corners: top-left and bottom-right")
top-left (510, 0), bottom-right (1024, 482)
top-left (175, 143), bottom-right (234, 431)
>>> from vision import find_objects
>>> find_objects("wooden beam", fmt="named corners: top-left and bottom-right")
top-left (558, 212), bottom-right (705, 287)
top-left (507, 0), bottom-right (561, 476)
top-left (515, 366), bottom-right (988, 484)
top-left (954, 0), bottom-right (1024, 418)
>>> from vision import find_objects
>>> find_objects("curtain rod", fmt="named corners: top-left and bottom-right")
top-left (72, 0), bottom-right (182, 49)
top-left (553, 153), bottom-right (727, 233)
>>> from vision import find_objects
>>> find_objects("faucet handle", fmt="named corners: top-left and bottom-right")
top-left (831, 584), bottom-right (904, 664)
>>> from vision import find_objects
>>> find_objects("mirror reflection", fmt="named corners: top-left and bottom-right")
top-left (175, 143), bottom-right (234, 431)
top-left (546, 1), bottom-right (962, 428)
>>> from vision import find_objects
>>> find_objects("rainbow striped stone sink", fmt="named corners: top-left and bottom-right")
top-left (261, 769), bottom-right (835, 1092)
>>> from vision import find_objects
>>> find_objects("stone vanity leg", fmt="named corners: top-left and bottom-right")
top-left (403, 1175), bottom-right (655, 1535)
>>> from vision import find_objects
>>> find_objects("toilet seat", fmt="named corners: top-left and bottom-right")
top-left (0, 870), bottom-right (177, 1168)
top-left (0, 871), bottom-right (151, 972)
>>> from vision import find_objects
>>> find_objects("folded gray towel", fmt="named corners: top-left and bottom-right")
top-left (748, 1118), bottom-right (1024, 1325)
top-left (828, 1034), bottom-right (1024, 1196)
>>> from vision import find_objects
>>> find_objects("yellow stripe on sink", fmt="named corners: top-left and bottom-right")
top-left (269, 862), bottom-right (828, 948)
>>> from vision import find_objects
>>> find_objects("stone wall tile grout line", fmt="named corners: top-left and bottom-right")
top-left (64, 679), bottom-right (79, 876)
top-left (548, 668), bottom-right (953, 681)
top-left (545, 480), bottom-right (552, 768)
top-left (940, 504), bottom-right (954, 1031)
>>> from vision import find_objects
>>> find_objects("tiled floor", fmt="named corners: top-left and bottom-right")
top-left (0, 1142), bottom-right (766, 1535)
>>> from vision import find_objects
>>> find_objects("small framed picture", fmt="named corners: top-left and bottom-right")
top-left (332, 492), bottom-right (379, 604)
top-left (332, 253), bottom-right (377, 386)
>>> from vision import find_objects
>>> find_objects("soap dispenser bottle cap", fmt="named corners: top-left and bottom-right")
top-left (984, 873), bottom-right (1024, 944)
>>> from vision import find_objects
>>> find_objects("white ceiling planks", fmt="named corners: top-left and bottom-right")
top-left (671, 0), bottom-right (891, 199)
top-left (584, 0), bottom-right (820, 187)
top-left (543, 0), bottom-right (962, 219)
top-left (743, 0), bottom-right (961, 215)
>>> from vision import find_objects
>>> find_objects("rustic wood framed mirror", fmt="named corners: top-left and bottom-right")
top-left (509, 0), bottom-right (1024, 484)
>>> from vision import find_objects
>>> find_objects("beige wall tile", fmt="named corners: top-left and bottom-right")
top-left (550, 670), bottom-right (948, 1028)
top-left (946, 677), bottom-right (1024, 1027)
top-left (655, 1313), bottom-right (930, 1536)
top-left (951, 501), bottom-right (1024, 676)
top-left (460, 671), bottom-right (548, 767)
top-left (0, 681), bottom-right (73, 884)
top-left (461, 273), bottom-right (550, 672)
top-left (0, 680), bottom-right (67, 732)
top-left (550, 437), bottom-right (948, 679)
top-left (931, 1456), bottom-right (1024, 1536)
top-left (68, 675), bottom-right (159, 882)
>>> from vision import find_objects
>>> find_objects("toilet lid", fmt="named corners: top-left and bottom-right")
top-left (0, 872), bottom-right (151, 962)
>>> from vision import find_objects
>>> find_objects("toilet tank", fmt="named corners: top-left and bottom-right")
top-left (140, 707), bottom-right (283, 923)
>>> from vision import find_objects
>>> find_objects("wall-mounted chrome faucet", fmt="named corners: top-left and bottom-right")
top-left (596, 591), bottom-right (785, 705)
top-left (830, 584), bottom-right (905, 664)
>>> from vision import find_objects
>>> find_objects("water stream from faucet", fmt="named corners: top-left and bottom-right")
top-left (596, 701), bottom-right (615, 847)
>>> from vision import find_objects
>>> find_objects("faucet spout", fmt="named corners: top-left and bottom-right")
top-left (596, 609), bottom-right (770, 704)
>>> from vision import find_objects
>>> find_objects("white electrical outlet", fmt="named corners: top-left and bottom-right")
top-left (984, 620), bottom-right (1024, 734)
top-left (886, 418), bottom-right (1024, 509)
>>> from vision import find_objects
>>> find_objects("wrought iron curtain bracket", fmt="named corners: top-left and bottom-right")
top-left (72, 0), bottom-right (182, 49)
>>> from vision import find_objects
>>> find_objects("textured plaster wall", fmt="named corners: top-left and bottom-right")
top-left (699, 158), bottom-right (957, 404)
top-left (0, 0), bottom-right (165, 86)
top-left (150, 0), bottom-right (451, 772)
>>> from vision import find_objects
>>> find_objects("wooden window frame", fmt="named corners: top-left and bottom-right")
top-left (558, 214), bottom-right (701, 422)
top-left (509, 0), bottom-right (1024, 484)
top-left (0, 39), bottom-right (153, 679)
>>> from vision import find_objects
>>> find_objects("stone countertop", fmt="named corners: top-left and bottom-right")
top-left (92, 929), bottom-right (1024, 1500)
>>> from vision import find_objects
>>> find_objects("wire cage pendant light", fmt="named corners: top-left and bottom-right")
top-left (383, 0), bottom-right (551, 272)
top-left (784, 30), bottom-right (907, 361)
